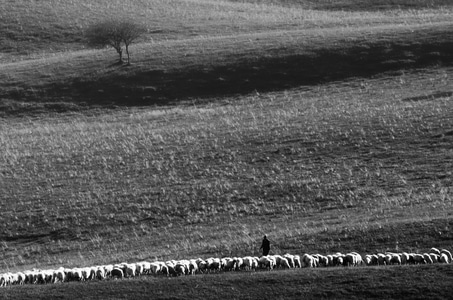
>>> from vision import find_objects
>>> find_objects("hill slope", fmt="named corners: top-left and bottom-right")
top-left (1, 21), bottom-right (453, 114)
top-left (2, 0), bottom-right (452, 53)
top-left (1, 265), bottom-right (453, 299)
top-left (1, 66), bottom-right (452, 269)
top-left (0, 3), bottom-right (452, 299)
top-left (1, 1), bottom-right (453, 115)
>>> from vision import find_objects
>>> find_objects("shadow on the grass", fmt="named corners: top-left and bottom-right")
top-left (2, 32), bottom-right (453, 115)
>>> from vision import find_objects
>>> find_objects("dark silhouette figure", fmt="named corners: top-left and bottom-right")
top-left (260, 235), bottom-right (270, 256)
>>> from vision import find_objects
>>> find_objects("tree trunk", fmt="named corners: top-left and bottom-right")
top-left (125, 44), bottom-right (130, 64)
top-left (118, 47), bottom-right (123, 63)
top-left (114, 46), bottom-right (123, 64)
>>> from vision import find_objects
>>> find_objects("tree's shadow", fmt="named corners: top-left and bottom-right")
top-left (109, 60), bottom-right (125, 67)
top-left (72, 38), bottom-right (453, 107)
top-left (7, 34), bottom-right (453, 109)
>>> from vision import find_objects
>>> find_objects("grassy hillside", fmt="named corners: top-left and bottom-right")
top-left (1, 66), bottom-right (451, 270)
top-left (1, 0), bottom-right (452, 59)
top-left (0, 1), bottom-right (452, 298)
top-left (1, 1), bottom-right (452, 113)
top-left (1, 0), bottom-right (451, 63)
top-left (232, 0), bottom-right (453, 10)
top-left (1, 19), bottom-right (453, 114)
top-left (7, 0), bottom-right (445, 59)
top-left (2, 265), bottom-right (453, 300)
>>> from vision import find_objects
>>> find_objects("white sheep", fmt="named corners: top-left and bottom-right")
top-left (41, 269), bottom-right (54, 284)
top-left (223, 258), bottom-right (236, 271)
top-left (280, 257), bottom-right (291, 269)
top-left (165, 261), bottom-right (176, 277)
top-left (124, 263), bottom-right (137, 277)
top-left (401, 252), bottom-right (409, 265)
top-left (345, 253), bottom-right (357, 266)
top-left (135, 263), bottom-right (144, 276)
top-left (8, 273), bottom-right (17, 286)
top-left (242, 256), bottom-right (254, 271)
top-left (441, 249), bottom-right (452, 263)
top-left (440, 253), bottom-right (450, 264)
top-left (95, 267), bottom-right (105, 280)
top-left (423, 253), bottom-right (433, 264)
top-left (429, 253), bottom-right (440, 263)
top-left (258, 256), bottom-right (275, 270)
top-left (188, 259), bottom-right (198, 275)
top-left (207, 258), bottom-right (221, 272)
top-left (81, 267), bottom-right (95, 281)
top-left (301, 254), bottom-right (316, 268)
top-left (88, 267), bottom-right (97, 280)
top-left (429, 247), bottom-right (441, 255)
top-left (137, 261), bottom-right (151, 275)
top-left (293, 255), bottom-right (302, 268)
top-left (160, 264), bottom-right (169, 276)
top-left (103, 265), bottom-right (114, 277)
top-left (385, 253), bottom-right (401, 265)
top-left (351, 252), bottom-right (363, 266)
top-left (364, 255), bottom-right (373, 266)
top-left (283, 254), bottom-right (295, 268)
top-left (236, 257), bottom-right (244, 270)
top-left (22, 270), bottom-right (34, 284)
top-left (0, 273), bottom-right (10, 286)
top-left (332, 253), bottom-right (345, 266)
top-left (5, 248), bottom-right (453, 288)
top-left (174, 263), bottom-right (187, 276)
top-left (314, 254), bottom-right (328, 267)
top-left (53, 268), bottom-right (66, 283)
top-left (14, 272), bottom-right (26, 285)
top-left (377, 253), bottom-right (387, 265)
top-left (270, 255), bottom-right (285, 268)
top-left (196, 259), bottom-right (208, 273)
top-left (326, 255), bottom-right (334, 267)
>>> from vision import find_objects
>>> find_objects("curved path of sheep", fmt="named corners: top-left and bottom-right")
top-left (1, 247), bottom-right (451, 287)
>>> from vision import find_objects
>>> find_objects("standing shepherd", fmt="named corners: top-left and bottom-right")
top-left (260, 235), bottom-right (270, 256)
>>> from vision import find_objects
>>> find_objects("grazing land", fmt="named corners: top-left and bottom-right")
top-left (2, 265), bottom-right (453, 300)
top-left (0, 0), bottom-right (452, 299)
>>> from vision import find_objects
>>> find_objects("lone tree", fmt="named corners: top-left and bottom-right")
top-left (85, 19), bottom-right (146, 64)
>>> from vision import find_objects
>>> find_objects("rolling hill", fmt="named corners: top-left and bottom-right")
top-left (0, 0), bottom-right (452, 299)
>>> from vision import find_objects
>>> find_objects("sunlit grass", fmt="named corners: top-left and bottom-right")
top-left (0, 0), bottom-right (452, 277)
top-left (1, 0), bottom-right (452, 62)
top-left (1, 19), bottom-right (451, 111)
top-left (0, 67), bottom-right (451, 270)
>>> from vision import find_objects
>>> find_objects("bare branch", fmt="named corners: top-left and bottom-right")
top-left (85, 19), bottom-right (146, 64)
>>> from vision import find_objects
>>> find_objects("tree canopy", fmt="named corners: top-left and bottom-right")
top-left (85, 19), bottom-right (146, 64)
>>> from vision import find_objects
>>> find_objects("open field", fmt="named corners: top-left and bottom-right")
top-left (2, 265), bottom-right (453, 300)
top-left (1, 21), bottom-right (453, 115)
top-left (1, 0), bottom-right (452, 59)
top-left (1, 67), bottom-right (452, 266)
top-left (1, 0), bottom-right (453, 114)
top-left (0, 0), bottom-right (453, 298)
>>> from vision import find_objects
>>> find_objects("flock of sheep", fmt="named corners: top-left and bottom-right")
top-left (1, 247), bottom-right (451, 287)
